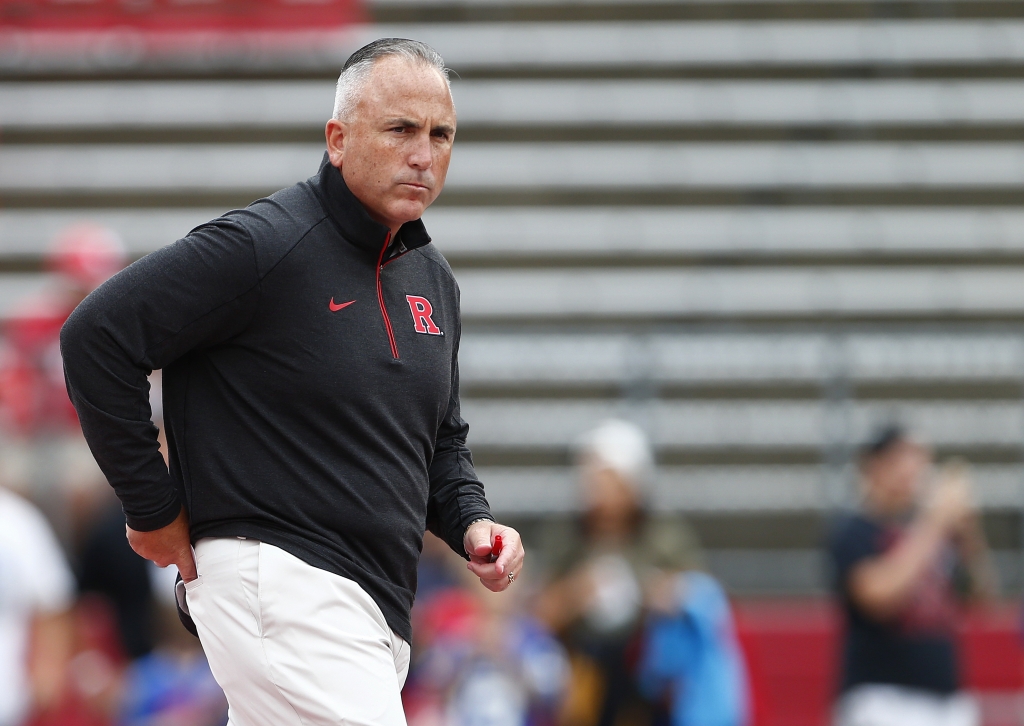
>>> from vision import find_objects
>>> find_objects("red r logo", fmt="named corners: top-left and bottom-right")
top-left (406, 295), bottom-right (442, 335)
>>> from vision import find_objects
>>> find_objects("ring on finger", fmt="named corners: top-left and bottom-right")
top-left (508, 571), bottom-right (516, 585)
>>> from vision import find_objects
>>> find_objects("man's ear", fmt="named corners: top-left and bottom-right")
top-left (325, 118), bottom-right (346, 168)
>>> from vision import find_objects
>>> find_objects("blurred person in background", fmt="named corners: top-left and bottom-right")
top-left (72, 389), bottom-right (167, 666)
top-left (76, 491), bottom-right (157, 664)
top-left (117, 566), bottom-right (226, 726)
top-left (0, 223), bottom-right (125, 438)
top-left (26, 442), bottom-right (126, 726)
top-left (829, 425), bottom-right (996, 726)
top-left (404, 537), bottom-right (568, 726)
top-left (636, 570), bottom-right (748, 726)
top-left (0, 224), bottom-right (126, 546)
top-left (536, 419), bottom-right (711, 726)
top-left (73, 445), bottom-right (157, 663)
top-left (0, 227), bottom-right (142, 726)
top-left (0, 480), bottom-right (75, 725)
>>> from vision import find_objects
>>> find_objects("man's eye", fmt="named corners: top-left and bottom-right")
top-left (391, 127), bottom-right (407, 133)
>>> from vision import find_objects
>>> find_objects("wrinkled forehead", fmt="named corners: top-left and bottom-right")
top-left (358, 56), bottom-right (455, 118)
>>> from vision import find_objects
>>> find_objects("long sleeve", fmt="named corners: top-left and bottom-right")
top-left (60, 217), bottom-right (262, 532)
top-left (425, 299), bottom-right (493, 558)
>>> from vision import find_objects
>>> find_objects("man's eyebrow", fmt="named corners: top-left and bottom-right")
top-left (382, 118), bottom-right (455, 135)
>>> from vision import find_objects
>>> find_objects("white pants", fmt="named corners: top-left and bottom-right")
top-left (185, 537), bottom-right (411, 726)
top-left (835, 685), bottom-right (979, 726)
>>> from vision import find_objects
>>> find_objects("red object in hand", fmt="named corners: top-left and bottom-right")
top-left (490, 535), bottom-right (503, 562)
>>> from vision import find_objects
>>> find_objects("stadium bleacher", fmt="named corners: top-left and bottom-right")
top-left (2, 0), bottom-right (1024, 594)
top-left (7, 79), bottom-right (1024, 127)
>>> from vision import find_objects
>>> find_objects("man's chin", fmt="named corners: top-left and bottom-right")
top-left (389, 196), bottom-right (436, 223)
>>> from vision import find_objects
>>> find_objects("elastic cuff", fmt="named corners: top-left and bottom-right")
top-left (455, 511), bottom-right (493, 559)
top-left (124, 497), bottom-right (182, 532)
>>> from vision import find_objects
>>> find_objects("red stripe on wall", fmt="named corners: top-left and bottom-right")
top-left (0, 0), bottom-right (364, 32)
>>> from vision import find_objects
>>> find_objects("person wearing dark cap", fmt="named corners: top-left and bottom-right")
top-left (60, 38), bottom-right (523, 725)
top-left (828, 426), bottom-right (996, 726)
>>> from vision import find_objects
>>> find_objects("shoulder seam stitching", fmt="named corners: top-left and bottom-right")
top-left (145, 212), bottom-right (328, 356)
top-left (413, 247), bottom-right (457, 283)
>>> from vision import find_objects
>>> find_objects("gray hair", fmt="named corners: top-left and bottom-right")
top-left (333, 38), bottom-right (451, 121)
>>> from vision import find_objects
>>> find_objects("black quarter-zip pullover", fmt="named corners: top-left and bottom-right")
top-left (60, 154), bottom-right (493, 641)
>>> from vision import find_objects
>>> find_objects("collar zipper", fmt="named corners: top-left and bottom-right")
top-left (376, 233), bottom-right (400, 360)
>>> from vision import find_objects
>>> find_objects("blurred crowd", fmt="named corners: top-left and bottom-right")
top-left (0, 224), bottom-right (227, 726)
top-left (405, 419), bottom-right (748, 726)
top-left (0, 223), bottom-right (1008, 726)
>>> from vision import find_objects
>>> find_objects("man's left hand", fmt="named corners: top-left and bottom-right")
top-left (464, 520), bottom-right (524, 593)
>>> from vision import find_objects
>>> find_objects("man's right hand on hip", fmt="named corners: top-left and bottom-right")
top-left (126, 506), bottom-right (198, 582)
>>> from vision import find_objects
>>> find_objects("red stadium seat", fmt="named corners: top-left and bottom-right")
top-left (734, 599), bottom-right (1023, 726)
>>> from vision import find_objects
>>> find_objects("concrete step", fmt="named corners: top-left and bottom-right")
top-left (366, 20), bottom-right (1024, 70)
top-left (459, 332), bottom-right (1024, 386)
top-left (453, 266), bottom-right (1024, 321)
top-left (5, 143), bottom-right (1024, 199)
top-left (461, 397), bottom-right (1024, 449)
top-left (480, 463), bottom-right (1024, 513)
top-left (6, 207), bottom-right (1024, 263)
top-left (5, 79), bottom-right (1024, 129)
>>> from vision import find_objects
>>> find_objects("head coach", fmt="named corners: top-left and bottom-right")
top-left (60, 38), bottom-right (524, 725)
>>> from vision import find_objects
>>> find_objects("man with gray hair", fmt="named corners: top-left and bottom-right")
top-left (60, 38), bottom-right (523, 725)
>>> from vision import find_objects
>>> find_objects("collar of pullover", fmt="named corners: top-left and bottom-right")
top-left (314, 152), bottom-right (432, 259)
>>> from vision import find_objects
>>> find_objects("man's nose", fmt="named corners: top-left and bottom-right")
top-left (407, 134), bottom-right (432, 170)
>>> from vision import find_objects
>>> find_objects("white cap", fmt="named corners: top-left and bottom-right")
top-left (577, 418), bottom-right (654, 489)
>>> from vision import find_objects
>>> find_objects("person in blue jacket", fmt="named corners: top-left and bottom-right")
top-left (637, 570), bottom-right (750, 726)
